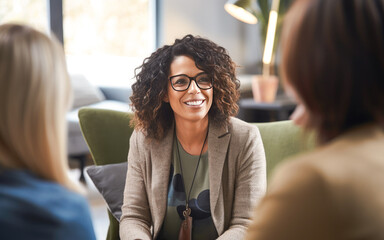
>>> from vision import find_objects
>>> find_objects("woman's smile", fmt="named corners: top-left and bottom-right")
top-left (184, 99), bottom-right (205, 106)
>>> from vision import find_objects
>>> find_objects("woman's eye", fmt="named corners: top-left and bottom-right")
top-left (197, 75), bottom-right (211, 84)
top-left (174, 78), bottom-right (188, 85)
top-left (198, 77), bottom-right (210, 83)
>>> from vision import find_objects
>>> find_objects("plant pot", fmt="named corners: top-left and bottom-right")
top-left (252, 75), bottom-right (279, 102)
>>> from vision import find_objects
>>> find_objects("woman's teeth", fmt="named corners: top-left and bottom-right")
top-left (185, 100), bottom-right (203, 106)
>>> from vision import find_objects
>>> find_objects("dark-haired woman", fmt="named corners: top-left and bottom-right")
top-left (246, 0), bottom-right (384, 239)
top-left (120, 35), bottom-right (266, 240)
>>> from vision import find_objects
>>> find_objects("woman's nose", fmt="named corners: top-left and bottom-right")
top-left (188, 80), bottom-right (200, 94)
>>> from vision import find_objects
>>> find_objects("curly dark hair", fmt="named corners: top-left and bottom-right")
top-left (130, 34), bottom-right (240, 140)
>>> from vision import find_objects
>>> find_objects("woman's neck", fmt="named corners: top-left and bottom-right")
top-left (175, 118), bottom-right (209, 155)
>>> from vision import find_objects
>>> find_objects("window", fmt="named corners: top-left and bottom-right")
top-left (64, 0), bottom-right (155, 86)
top-left (0, 0), bottom-right (48, 33)
top-left (0, 0), bottom-right (156, 86)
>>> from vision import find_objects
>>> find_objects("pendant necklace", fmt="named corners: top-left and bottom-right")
top-left (175, 127), bottom-right (209, 240)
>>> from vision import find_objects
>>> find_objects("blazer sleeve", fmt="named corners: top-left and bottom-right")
top-left (219, 125), bottom-right (267, 239)
top-left (244, 160), bottom-right (336, 240)
top-left (120, 130), bottom-right (152, 240)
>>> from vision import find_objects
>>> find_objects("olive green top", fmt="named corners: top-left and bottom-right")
top-left (157, 137), bottom-right (218, 240)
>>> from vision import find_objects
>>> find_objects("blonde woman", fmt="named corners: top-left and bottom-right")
top-left (0, 23), bottom-right (96, 239)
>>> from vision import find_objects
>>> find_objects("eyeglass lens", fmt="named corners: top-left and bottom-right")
top-left (170, 73), bottom-right (212, 91)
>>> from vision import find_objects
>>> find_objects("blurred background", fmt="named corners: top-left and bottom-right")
top-left (0, 0), bottom-right (286, 86)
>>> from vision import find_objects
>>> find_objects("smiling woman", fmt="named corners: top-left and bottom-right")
top-left (164, 55), bottom-right (213, 132)
top-left (120, 35), bottom-right (267, 240)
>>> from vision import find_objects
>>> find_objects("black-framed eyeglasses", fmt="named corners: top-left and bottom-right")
top-left (169, 72), bottom-right (213, 91)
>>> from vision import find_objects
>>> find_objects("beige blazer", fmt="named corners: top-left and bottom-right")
top-left (120, 117), bottom-right (266, 240)
top-left (246, 124), bottom-right (384, 240)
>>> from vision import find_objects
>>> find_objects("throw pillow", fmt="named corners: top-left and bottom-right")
top-left (71, 74), bottom-right (105, 109)
top-left (86, 162), bottom-right (127, 221)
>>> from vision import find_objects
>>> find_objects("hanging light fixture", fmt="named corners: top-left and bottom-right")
top-left (225, 0), bottom-right (280, 77)
top-left (224, 0), bottom-right (258, 24)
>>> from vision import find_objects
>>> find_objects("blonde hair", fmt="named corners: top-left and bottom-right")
top-left (0, 23), bottom-right (79, 191)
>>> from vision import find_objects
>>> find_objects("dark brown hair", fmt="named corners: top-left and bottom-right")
top-left (281, 0), bottom-right (384, 143)
top-left (130, 35), bottom-right (240, 140)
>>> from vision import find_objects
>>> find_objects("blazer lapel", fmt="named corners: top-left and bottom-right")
top-left (208, 121), bottom-right (230, 234)
top-left (149, 122), bottom-right (230, 235)
top-left (150, 126), bottom-right (174, 235)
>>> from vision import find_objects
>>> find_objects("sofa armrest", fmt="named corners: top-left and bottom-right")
top-left (254, 120), bottom-right (316, 179)
top-left (99, 86), bottom-right (132, 103)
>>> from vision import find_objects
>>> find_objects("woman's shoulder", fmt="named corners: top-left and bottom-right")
top-left (266, 134), bottom-right (370, 197)
top-left (130, 128), bottom-right (151, 148)
top-left (0, 169), bottom-right (90, 211)
top-left (228, 117), bottom-right (260, 137)
top-left (131, 128), bottom-right (146, 140)
top-left (130, 128), bottom-right (169, 150)
top-left (0, 170), bottom-right (95, 239)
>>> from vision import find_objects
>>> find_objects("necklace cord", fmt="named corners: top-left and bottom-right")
top-left (175, 128), bottom-right (209, 210)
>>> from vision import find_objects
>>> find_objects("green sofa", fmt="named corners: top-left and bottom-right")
top-left (79, 108), bottom-right (315, 240)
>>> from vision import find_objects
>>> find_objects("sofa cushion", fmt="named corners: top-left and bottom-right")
top-left (86, 162), bottom-right (127, 221)
top-left (67, 100), bottom-right (130, 156)
top-left (71, 74), bottom-right (105, 109)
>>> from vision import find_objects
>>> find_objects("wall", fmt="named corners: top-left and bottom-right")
top-left (158, 0), bottom-right (264, 74)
